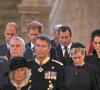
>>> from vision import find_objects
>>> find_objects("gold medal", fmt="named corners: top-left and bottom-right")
top-left (52, 66), bottom-right (54, 69)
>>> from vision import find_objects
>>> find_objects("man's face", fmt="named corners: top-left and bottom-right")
top-left (72, 52), bottom-right (85, 66)
top-left (35, 39), bottom-right (51, 60)
top-left (59, 30), bottom-right (72, 46)
top-left (4, 25), bottom-right (18, 45)
top-left (10, 39), bottom-right (25, 58)
top-left (54, 31), bottom-right (61, 45)
top-left (28, 29), bottom-right (42, 44)
top-left (93, 36), bottom-right (100, 53)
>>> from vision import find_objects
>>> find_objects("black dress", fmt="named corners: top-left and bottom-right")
top-left (85, 54), bottom-right (100, 89)
top-left (2, 82), bottom-right (38, 90)
top-left (65, 60), bottom-right (99, 90)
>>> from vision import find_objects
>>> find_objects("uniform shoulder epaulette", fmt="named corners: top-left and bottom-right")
top-left (52, 59), bottom-right (63, 66)
top-left (0, 56), bottom-right (8, 63)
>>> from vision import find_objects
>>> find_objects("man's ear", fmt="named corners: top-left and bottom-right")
top-left (48, 46), bottom-right (51, 52)
top-left (22, 46), bottom-right (25, 52)
top-left (4, 30), bottom-right (6, 36)
top-left (16, 32), bottom-right (18, 36)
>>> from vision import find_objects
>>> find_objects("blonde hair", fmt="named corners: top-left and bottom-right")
top-left (9, 67), bottom-right (31, 82)
top-left (71, 48), bottom-right (85, 55)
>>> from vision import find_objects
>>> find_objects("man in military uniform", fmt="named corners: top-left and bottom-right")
top-left (0, 22), bottom-right (33, 63)
top-left (30, 34), bottom-right (65, 90)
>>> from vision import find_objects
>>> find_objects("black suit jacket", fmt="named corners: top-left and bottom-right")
top-left (56, 45), bottom-right (64, 63)
top-left (56, 45), bottom-right (73, 66)
top-left (51, 40), bottom-right (58, 48)
top-left (26, 42), bottom-right (31, 47)
top-left (26, 42), bottom-right (58, 60)
top-left (0, 43), bottom-right (10, 60)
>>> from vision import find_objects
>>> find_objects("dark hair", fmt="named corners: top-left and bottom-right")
top-left (58, 25), bottom-right (72, 36)
top-left (92, 29), bottom-right (100, 41)
top-left (34, 34), bottom-right (51, 46)
top-left (28, 21), bottom-right (43, 33)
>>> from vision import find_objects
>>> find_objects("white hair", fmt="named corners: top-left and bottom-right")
top-left (53, 24), bottom-right (62, 34)
top-left (10, 37), bottom-right (25, 46)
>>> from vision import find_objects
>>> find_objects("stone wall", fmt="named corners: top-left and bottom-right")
top-left (49, 0), bottom-right (100, 51)
top-left (0, 0), bottom-right (22, 44)
top-left (0, 0), bottom-right (100, 52)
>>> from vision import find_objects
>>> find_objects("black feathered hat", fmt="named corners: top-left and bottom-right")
top-left (5, 57), bottom-right (33, 76)
top-left (9, 57), bottom-right (33, 70)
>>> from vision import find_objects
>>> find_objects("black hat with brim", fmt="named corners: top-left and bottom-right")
top-left (71, 42), bottom-right (85, 49)
top-left (4, 57), bottom-right (33, 76)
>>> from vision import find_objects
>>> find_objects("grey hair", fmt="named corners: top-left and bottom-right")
top-left (9, 67), bottom-right (31, 82)
top-left (6, 22), bottom-right (18, 31)
top-left (70, 48), bottom-right (85, 55)
top-left (53, 24), bottom-right (62, 34)
top-left (34, 34), bottom-right (51, 47)
top-left (10, 37), bottom-right (25, 46)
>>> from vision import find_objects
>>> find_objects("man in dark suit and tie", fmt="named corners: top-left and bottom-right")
top-left (56, 25), bottom-right (73, 66)
top-left (26, 21), bottom-right (58, 60)
top-left (0, 22), bottom-right (33, 62)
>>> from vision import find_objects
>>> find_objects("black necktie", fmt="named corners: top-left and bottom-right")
top-left (64, 46), bottom-right (69, 60)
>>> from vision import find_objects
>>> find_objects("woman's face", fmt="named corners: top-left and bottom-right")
top-left (93, 36), bottom-right (100, 53)
top-left (72, 52), bottom-right (85, 66)
top-left (13, 67), bottom-right (26, 82)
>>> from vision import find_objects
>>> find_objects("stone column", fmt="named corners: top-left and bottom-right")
top-left (18, 0), bottom-right (51, 43)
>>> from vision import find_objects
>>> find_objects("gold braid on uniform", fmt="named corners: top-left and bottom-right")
top-left (0, 56), bottom-right (8, 61)
top-left (52, 59), bottom-right (63, 66)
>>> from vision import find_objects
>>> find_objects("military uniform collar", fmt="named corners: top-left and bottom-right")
top-left (35, 57), bottom-right (50, 65)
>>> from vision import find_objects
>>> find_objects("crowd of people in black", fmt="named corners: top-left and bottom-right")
top-left (0, 21), bottom-right (100, 90)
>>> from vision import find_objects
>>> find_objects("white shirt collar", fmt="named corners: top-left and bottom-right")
top-left (61, 42), bottom-right (72, 50)
top-left (31, 42), bottom-right (34, 49)
top-left (6, 42), bottom-right (10, 50)
top-left (61, 42), bottom-right (72, 56)
top-left (67, 42), bottom-right (72, 50)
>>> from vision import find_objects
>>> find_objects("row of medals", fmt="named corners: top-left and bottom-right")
top-left (38, 66), bottom-right (57, 90)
